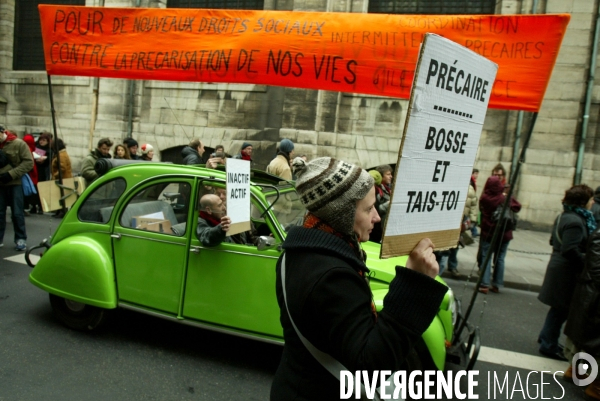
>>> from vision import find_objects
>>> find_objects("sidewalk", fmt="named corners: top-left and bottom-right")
top-left (441, 229), bottom-right (552, 293)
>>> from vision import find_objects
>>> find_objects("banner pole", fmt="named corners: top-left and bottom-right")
top-left (47, 74), bottom-right (65, 212)
top-left (455, 112), bottom-right (538, 342)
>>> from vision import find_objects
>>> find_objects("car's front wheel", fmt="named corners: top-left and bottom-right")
top-left (49, 294), bottom-right (109, 331)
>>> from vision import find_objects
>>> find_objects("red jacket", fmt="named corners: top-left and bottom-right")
top-left (22, 134), bottom-right (38, 185)
top-left (479, 176), bottom-right (521, 243)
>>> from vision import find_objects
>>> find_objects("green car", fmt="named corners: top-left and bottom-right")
top-left (28, 162), bottom-right (478, 371)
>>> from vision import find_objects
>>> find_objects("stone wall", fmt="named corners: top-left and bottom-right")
top-left (0, 0), bottom-right (599, 230)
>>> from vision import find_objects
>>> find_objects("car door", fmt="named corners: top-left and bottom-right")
top-left (182, 186), bottom-right (284, 338)
top-left (112, 179), bottom-right (194, 315)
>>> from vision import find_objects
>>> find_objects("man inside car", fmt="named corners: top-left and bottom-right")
top-left (196, 193), bottom-right (258, 247)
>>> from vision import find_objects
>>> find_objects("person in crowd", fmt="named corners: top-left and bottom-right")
top-left (592, 185), bottom-right (600, 224)
top-left (233, 142), bottom-right (253, 163)
top-left (51, 138), bottom-right (72, 179)
top-left (374, 164), bottom-right (393, 228)
top-left (368, 169), bottom-right (384, 243)
top-left (181, 138), bottom-right (205, 165)
top-left (491, 163), bottom-right (508, 187)
top-left (563, 224), bottom-right (600, 399)
top-left (114, 144), bottom-right (131, 160)
top-left (270, 157), bottom-right (447, 400)
top-left (35, 132), bottom-right (52, 182)
top-left (478, 175), bottom-right (521, 294)
top-left (538, 184), bottom-right (595, 361)
top-left (206, 151), bottom-right (226, 169)
top-left (470, 168), bottom-right (480, 237)
top-left (140, 144), bottom-right (154, 161)
top-left (0, 127), bottom-right (34, 251)
top-left (211, 144), bottom-right (225, 157)
top-left (123, 137), bottom-right (140, 160)
top-left (196, 193), bottom-right (232, 247)
top-left (266, 139), bottom-right (294, 180)
top-left (21, 134), bottom-right (39, 216)
top-left (81, 138), bottom-right (113, 186)
top-left (445, 176), bottom-right (479, 278)
top-left (50, 138), bottom-right (73, 219)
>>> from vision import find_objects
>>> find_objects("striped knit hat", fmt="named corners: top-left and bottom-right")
top-left (292, 157), bottom-right (374, 235)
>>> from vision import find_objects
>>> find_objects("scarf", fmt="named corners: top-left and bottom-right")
top-left (199, 211), bottom-right (221, 227)
top-left (563, 204), bottom-right (597, 235)
top-left (0, 132), bottom-right (17, 149)
top-left (241, 153), bottom-right (252, 161)
top-left (302, 212), bottom-right (377, 320)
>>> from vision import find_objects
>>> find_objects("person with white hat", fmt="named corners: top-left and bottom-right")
top-left (270, 157), bottom-right (447, 400)
top-left (140, 144), bottom-right (154, 161)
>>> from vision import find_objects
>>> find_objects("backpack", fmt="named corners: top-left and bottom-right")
top-left (492, 203), bottom-right (518, 232)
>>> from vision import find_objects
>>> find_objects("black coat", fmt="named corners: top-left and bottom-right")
top-left (538, 211), bottom-right (588, 310)
top-left (565, 228), bottom-right (600, 356)
top-left (270, 227), bottom-right (447, 401)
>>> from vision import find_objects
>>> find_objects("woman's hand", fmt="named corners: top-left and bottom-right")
top-left (405, 238), bottom-right (439, 278)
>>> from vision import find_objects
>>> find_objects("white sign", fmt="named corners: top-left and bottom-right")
top-left (226, 158), bottom-right (251, 236)
top-left (382, 34), bottom-right (498, 256)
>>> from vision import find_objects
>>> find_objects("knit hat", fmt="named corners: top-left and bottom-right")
top-left (368, 170), bottom-right (382, 186)
top-left (292, 157), bottom-right (374, 235)
top-left (123, 137), bottom-right (139, 148)
top-left (141, 144), bottom-right (153, 154)
top-left (279, 139), bottom-right (294, 154)
top-left (241, 142), bottom-right (252, 150)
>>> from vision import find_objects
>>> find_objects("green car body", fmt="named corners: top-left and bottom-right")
top-left (29, 163), bottom-right (464, 370)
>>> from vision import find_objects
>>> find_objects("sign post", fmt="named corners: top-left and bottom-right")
top-left (381, 33), bottom-right (498, 258)
top-left (225, 158), bottom-right (251, 236)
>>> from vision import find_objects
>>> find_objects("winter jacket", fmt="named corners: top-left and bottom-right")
top-left (270, 227), bottom-right (447, 401)
top-left (592, 195), bottom-right (600, 224)
top-left (196, 216), bottom-right (233, 247)
top-left (22, 134), bottom-right (38, 185)
top-left (181, 146), bottom-right (203, 165)
top-left (538, 211), bottom-right (588, 310)
top-left (51, 149), bottom-right (73, 179)
top-left (565, 227), bottom-right (600, 356)
top-left (0, 133), bottom-right (34, 186)
top-left (35, 141), bottom-right (51, 181)
top-left (266, 154), bottom-right (292, 181)
top-left (479, 176), bottom-right (521, 243)
top-left (81, 149), bottom-right (109, 186)
top-left (464, 184), bottom-right (477, 222)
top-left (375, 184), bottom-right (392, 218)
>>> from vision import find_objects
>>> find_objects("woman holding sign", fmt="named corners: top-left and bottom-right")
top-left (271, 157), bottom-right (447, 401)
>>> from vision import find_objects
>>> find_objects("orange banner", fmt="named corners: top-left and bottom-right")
top-left (39, 6), bottom-right (569, 112)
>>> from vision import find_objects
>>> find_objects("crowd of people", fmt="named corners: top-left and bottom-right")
top-left (2, 127), bottom-right (599, 397)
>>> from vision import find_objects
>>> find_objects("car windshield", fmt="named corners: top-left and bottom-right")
top-left (264, 189), bottom-right (306, 230)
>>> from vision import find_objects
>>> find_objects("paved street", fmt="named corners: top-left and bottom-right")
top-left (0, 215), bottom-right (587, 400)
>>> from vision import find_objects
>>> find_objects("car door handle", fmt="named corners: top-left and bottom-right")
top-left (110, 234), bottom-right (121, 239)
top-left (190, 246), bottom-right (201, 254)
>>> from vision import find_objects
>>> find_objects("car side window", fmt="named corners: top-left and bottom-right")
top-left (78, 178), bottom-right (127, 223)
top-left (120, 182), bottom-right (191, 237)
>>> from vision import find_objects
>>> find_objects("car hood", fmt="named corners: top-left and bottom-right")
top-left (361, 241), bottom-right (447, 286)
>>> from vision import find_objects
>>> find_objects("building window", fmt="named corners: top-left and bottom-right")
top-left (168, 0), bottom-right (264, 9)
top-left (368, 0), bottom-right (495, 14)
top-left (13, 0), bottom-right (86, 71)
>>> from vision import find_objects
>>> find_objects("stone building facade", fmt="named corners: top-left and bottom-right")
top-left (0, 0), bottom-right (598, 230)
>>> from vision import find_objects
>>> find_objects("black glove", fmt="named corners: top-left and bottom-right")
top-left (0, 172), bottom-right (12, 184)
